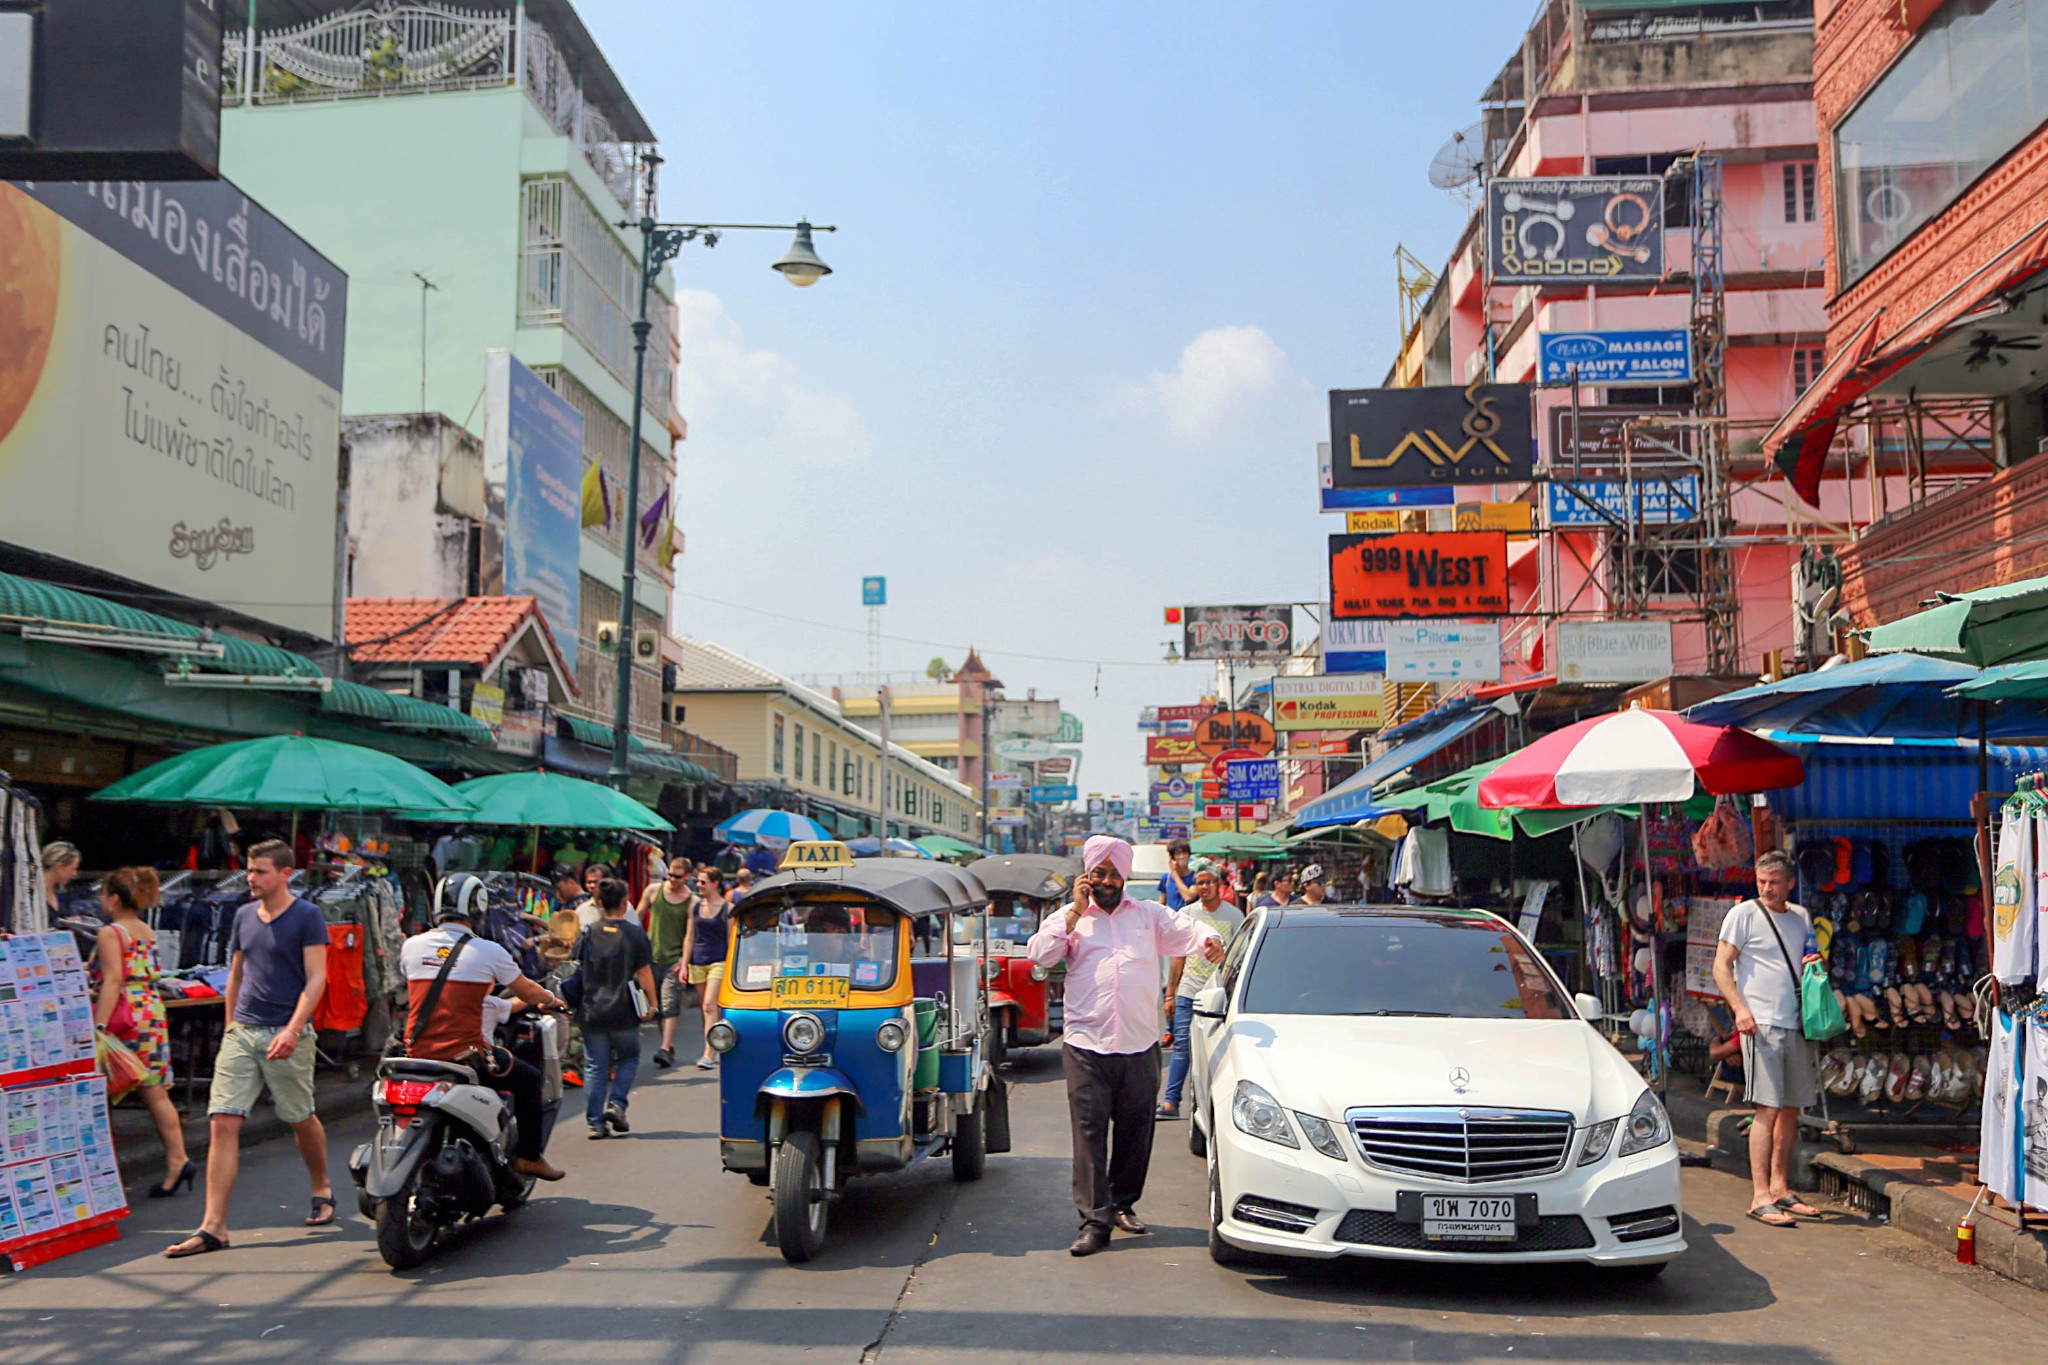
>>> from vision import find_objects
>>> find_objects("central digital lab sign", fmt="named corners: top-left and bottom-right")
top-left (1327, 531), bottom-right (1510, 619)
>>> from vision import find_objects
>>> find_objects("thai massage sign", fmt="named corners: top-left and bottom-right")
top-left (1328, 532), bottom-right (1510, 619)
top-left (0, 177), bottom-right (345, 639)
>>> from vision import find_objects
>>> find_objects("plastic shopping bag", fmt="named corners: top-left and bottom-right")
top-left (97, 1029), bottom-right (148, 1100)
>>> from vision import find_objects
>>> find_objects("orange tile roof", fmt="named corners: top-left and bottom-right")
top-left (346, 596), bottom-right (547, 668)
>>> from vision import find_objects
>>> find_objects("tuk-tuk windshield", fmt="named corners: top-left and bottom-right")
top-left (732, 899), bottom-right (903, 994)
top-left (953, 894), bottom-right (1049, 950)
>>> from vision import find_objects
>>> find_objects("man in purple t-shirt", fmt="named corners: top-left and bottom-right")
top-left (167, 840), bottom-right (331, 1258)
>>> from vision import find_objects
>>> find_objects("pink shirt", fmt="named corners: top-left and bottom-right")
top-left (1027, 896), bottom-right (1221, 1055)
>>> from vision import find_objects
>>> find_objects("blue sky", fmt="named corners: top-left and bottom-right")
top-left (583, 0), bottom-right (1535, 801)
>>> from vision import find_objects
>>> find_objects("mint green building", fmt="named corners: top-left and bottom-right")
top-left (218, 0), bottom-right (677, 734)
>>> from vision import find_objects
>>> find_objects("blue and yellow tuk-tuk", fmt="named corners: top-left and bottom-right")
top-left (706, 841), bottom-right (1010, 1262)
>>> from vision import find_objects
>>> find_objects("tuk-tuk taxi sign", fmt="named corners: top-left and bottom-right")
top-left (780, 840), bottom-right (855, 872)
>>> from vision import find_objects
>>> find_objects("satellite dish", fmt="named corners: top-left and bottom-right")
top-left (1428, 122), bottom-right (1489, 192)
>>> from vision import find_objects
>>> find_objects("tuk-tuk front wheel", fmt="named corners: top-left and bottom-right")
top-left (951, 1100), bottom-right (987, 1182)
top-left (772, 1130), bottom-right (829, 1263)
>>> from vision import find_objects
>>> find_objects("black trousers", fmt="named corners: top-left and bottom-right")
top-left (471, 1051), bottom-right (547, 1161)
top-left (1062, 1043), bottom-right (1160, 1233)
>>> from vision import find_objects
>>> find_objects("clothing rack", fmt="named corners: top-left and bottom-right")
top-left (0, 768), bottom-right (45, 936)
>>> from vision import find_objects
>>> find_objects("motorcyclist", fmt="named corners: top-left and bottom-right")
top-left (397, 875), bottom-right (567, 1183)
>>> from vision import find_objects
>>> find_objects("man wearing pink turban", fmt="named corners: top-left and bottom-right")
top-left (1028, 834), bottom-right (1224, 1256)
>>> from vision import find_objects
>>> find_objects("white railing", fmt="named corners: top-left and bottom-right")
top-left (224, 2), bottom-right (650, 214)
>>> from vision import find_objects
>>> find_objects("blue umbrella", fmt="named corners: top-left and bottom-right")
top-left (713, 808), bottom-right (831, 848)
top-left (1685, 654), bottom-right (2048, 742)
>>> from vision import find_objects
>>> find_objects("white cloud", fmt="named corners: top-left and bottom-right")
top-left (1119, 324), bottom-right (1290, 442)
top-left (676, 288), bottom-right (873, 469)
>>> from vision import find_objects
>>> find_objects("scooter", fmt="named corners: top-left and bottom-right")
top-left (348, 1004), bottom-right (565, 1269)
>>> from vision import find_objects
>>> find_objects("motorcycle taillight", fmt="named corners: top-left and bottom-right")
top-left (379, 1080), bottom-right (438, 1109)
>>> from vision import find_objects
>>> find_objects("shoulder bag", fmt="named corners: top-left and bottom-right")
top-left (391, 933), bottom-right (469, 1057)
top-left (1755, 902), bottom-right (1847, 1042)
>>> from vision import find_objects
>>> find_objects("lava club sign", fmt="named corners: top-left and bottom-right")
top-left (1328, 531), bottom-right (1510, 619)
top-left (1194, 709), bottom-right (1275, 760)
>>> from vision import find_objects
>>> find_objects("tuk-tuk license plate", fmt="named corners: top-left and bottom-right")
top-left (1419, 1194), bottom-right (1519, 1242)
top-left (773, 975), bottom-right (850, 1008)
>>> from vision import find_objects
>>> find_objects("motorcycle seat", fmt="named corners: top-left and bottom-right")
top-left (380, 1056), bottom-right (479, 1086)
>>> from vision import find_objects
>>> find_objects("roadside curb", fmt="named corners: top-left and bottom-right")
top-left (112, 1078), bottom-right (374, 1201)
top-left (1664, 1085), bottom-right (2048, 1291)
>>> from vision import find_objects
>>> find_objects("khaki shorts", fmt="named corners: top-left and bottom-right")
top-left (654, 960), bottom-right (686, 1019)
top-left (686, 961), bottom-right (726, 988)
top-left (209, 1023), bottom-right (318, 1124)
top-left (1741, 1024), bottom-right (1817, 1110)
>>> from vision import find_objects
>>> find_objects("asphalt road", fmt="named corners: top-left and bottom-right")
top-left (2, 1032), bottom-right (2041, 1364)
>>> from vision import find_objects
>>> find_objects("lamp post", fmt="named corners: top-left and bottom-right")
top-left (608, 155), bottom-right (836, 789)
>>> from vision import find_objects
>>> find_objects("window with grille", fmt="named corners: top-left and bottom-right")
top-left (1792, 346), bottom-right (1826, 395)
top-left (794, 725), bottom-right (805, 785)
top-left (774, 715), bottom-right (785, 775)
top-left (1781, 162), bottom-right (1817, 223)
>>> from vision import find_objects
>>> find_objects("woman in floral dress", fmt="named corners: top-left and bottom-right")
top-left (94, 867), bottom-right (194, 1197)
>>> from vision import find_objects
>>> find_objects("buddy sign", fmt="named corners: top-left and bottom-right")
top-left (1195, 710), bottom-right (1275, 759)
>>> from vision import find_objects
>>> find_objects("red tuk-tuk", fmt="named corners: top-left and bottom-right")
top-left (964, 855), bottom-right (1076, 1061)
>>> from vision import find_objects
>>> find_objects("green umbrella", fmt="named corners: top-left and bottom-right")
top-left (450, 772), bottom-right (671, 831)
top-left (1866, 573), bottom-right (2048, 667)
top-left (1191, 832), bottom-right (1289, 859)
top-left (94, 734), bottom-right (473, 815)
top-left (914, 834), bottom-right (989, 861)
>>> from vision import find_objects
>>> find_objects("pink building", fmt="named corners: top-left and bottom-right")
top-left (1395, 1), bottom-right (1846, 677)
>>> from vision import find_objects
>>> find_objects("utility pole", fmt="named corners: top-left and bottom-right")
top-left (410, 271), bottom-right (438, 415)
top-left (876, 685), bottom-right (891, 839)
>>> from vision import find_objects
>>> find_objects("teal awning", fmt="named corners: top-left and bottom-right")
top-left (555, 713), bottom-right (715, 784)
top-left (323, 679), bottom-right (492, 742)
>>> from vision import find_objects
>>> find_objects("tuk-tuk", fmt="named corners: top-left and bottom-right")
top-left (963, 854), bottom-right (1074, 1061)
top-left (706, 840), bottom-right (1010, 1262)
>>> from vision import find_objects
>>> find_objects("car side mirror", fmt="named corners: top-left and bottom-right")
top-left (1574, 992), bottom-right (1604, 1022)
top-left (1192, 984), bottom-right (1227, 1019)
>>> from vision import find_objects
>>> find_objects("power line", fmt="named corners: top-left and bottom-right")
top-left (672, 590), bottom-right (1187, 669)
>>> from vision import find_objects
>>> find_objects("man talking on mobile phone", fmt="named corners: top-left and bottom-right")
top-left (1028, 835), bottom-right (1224, 1257)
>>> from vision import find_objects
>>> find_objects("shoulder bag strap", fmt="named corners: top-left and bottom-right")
top-left (1754, 901), bottom-right (1803, 989)
top-left (402, 933), bottom-right (469, 1053)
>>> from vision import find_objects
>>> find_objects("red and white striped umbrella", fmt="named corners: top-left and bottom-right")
top-left (1477, 706), bottom-right (1803, 810)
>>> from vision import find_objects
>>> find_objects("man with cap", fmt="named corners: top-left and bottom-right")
top-left (1299, 864), bottom-right (1331, 905)
top-left (1028, 835), bottom-right (1225, 1256)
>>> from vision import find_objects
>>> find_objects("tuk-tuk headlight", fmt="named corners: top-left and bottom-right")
top-left (985, 959), bottom-right (1002, 980)
top-left (876, 1018), bottom-right (908, 1052)
top-left (784, 1013), bottom-right (826, 1055)
top-left (706, 1021), bottom-right (738, 1053)
top-left (1029, 964), bottom-right (1049, 982)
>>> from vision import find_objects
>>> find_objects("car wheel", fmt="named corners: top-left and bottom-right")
top-left (1188, 1106), bottom-right (1207, 1158)
top-left (1207, 1152), bottom-right (1259, 1268)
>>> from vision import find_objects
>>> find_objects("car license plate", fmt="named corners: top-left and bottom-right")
top-left (773, 975), bottom-right (850, 1008)
top-left (1420, 1194), bottom-right (1519, 1242)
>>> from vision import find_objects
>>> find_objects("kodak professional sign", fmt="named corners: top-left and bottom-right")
top-left (1271, 676), bottom-right (1387, 732)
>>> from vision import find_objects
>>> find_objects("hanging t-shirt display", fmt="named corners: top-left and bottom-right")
top-left (2026, 1016), bottom-right (2048, 1191)
top-left (2035, 814), bottom-right (2048, 985)
top-left (1992, 809), bottom-right (2036, 986)
top-left (1981, 1008), bottom-right (2024, 1207)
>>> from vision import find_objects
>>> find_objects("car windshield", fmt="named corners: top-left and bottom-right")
top-left (731, 900), bottom-right (903, 993)
top-left (1239, 916), bottom-right (1569, 1020)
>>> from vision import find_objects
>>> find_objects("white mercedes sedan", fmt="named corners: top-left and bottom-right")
top-left (1187, 904), bottom-right (1683, 1274)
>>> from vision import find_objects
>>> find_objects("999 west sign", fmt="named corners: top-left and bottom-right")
top-left (1328, 532), bottom-right (1510, 619)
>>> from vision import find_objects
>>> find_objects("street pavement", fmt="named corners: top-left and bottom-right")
top-left (2, 1033), bottom-right (2042, 1364)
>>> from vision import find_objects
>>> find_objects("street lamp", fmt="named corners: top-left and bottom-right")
top-left (607, 154), bottom-right (837, 789)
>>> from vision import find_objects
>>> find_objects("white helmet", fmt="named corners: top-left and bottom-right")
top-left (432, 873), bottom-right (486, 925)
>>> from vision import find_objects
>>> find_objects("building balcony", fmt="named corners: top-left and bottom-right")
top-left (1839, 455), bottom-right (2048, 627)
top-left (222, 1), bottom-right (655, 215)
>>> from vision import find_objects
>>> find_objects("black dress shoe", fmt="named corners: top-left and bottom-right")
top-left (1113, 1210), bottom-right (1149, 1235)
top-left (1067, 1227), bottom-right (1109, 1257)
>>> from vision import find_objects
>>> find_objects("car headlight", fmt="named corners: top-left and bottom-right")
top-left (1616, 1090), bottom-right (1672, 1158)
top-left (706, 1021), bottom-right (738, 1053)
top-left (783, 1013), bottom-right (825, 1054)
top-left (1231, 1079), bottom-right (1299, 1148)
top-left (1294, 1111), bottom-right (1347, 1162)
top-left (876, 1018), bottom-right (908, 1052)
top-left (1029, 963), bottom-right (1049, 982)
top-left (1577, 1118), bottom-right (1617, 1166)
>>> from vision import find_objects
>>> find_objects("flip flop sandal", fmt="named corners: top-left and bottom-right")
top-left (166, 1229), bottom-right (230, 1258)
top-left (1774, 1196), bottom-right (1822, 1218)
top-left (1747, 1205), bottom-right (1797, 1227)
top-left (305, 1195), bottom-right (336, 1227)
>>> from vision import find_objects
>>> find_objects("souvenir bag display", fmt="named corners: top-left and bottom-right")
top-left (1691, 797), bottom-right (1753, 871)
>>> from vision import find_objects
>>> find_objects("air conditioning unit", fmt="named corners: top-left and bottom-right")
top-left (594, 620), bottom-right (621, 652)
top-left (634, 629), bottom-right (661, 664)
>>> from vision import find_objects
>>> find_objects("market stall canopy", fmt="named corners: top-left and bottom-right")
top-left (1478, 707), bottom-right (1803, 809)
top-left (714, 808), bottom-right (831, 848)
top-left (1190, 832), bottom-right (1289, 858)
top-left (1954, 658), bottom-right (2048, 702)
top-left (448, 772), bottom-right (670, 831)
top-left (93, 734), bottom-right (474, 815)
top-left (914, 834), bottom-right (990, 861)
top-left (1866, 573), bottom-right (2048, 668)
top-left (1758, 738), bottom-right (2048, 821)
top-left (1685, 654), bottom-right (2048, 741)
top-left (1287, 703), bottom-right (1498, 830)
